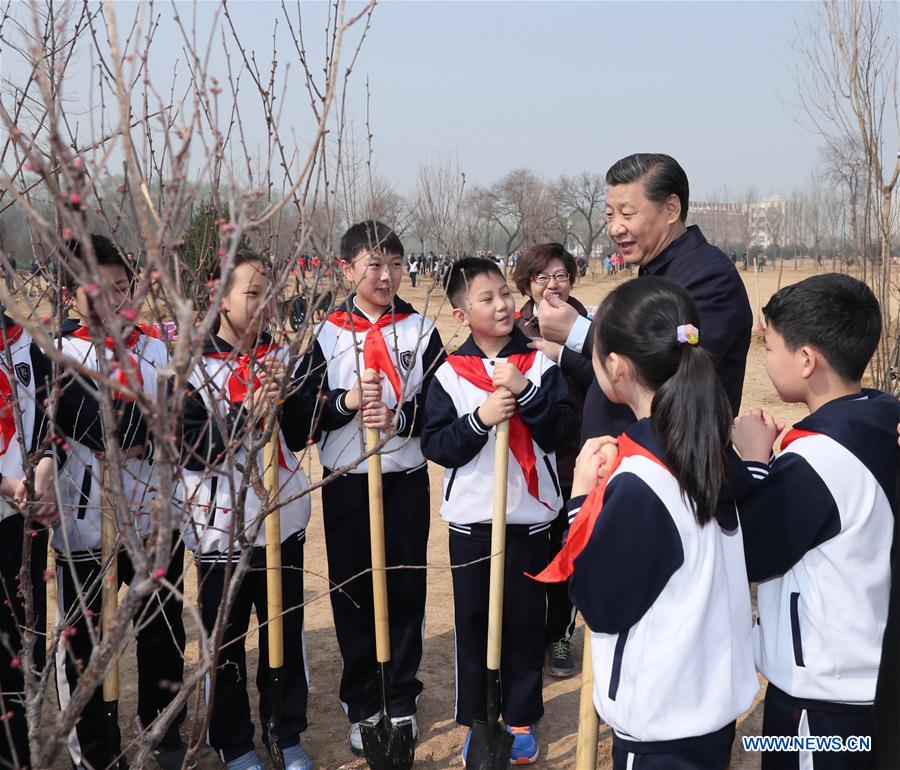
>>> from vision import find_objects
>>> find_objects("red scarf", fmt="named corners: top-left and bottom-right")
top-left (72, 325), bottom-right (144, 400)
top-left (72, 324), bottom-right (141, 350)
top-left (205, 341), bottom-right (288, 469)
top-left (0, 371), bottom-right (14, 457)
top-left (446, 351), bottom-right (554, 511)
top-left (0, 324), bottom-right (26, 454)
top-left (780, 428), bottom-right (818, 449)
top-left (0, 324), bottom-right (23, 351)
top-left (327, 310), bottom-right (411, 400)
top-left (531, 434), bottom-right (666, 583)
top-left (205, 342), bottom-right (278, 404)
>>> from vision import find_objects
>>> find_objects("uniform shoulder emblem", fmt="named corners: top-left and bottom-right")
top-left (14, 362), bottom-right (30, 386)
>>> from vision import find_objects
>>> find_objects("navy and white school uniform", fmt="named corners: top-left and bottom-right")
top-left (49, 320), bottom-right (188, 769)
top-left (421, 327), bottom-right (579, 727)
top-left (297, 295), bottom-right (443, 723)
top-left (180, 332), bottom-right (313, 763)
top-left (568, 418), bottom-right (758, 769)
top-left (734, 390), bottom-right (900, 769)
top-left (0, 317), bottom-right (68, 769)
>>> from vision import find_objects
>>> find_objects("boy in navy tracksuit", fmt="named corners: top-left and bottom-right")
top-left (0, 313), bottom-right (78, 769)
top-left (180, 249), bottom-right (315, 770)
top-left (421, 257), bottom-right (579, 765)
top-left (51, 235), bottom-right (188, 770)
top-left (731, 273), bottom-right (899, 769)
top-left (297, 221), bottom-right (444, 755)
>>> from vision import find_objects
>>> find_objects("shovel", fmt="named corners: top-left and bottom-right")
top-left (263, 429), bottom-right (286, 768)
top-left (359, 369), bottom-right (415, 770)
top-left (574, 628), bottom-right (599, 768)
top-left (466, 419), bottom-right (513, 770)
top-left (101, 463), bottom-right (127, 769)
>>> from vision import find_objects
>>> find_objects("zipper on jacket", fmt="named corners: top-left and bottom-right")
top-left (543, 455), bottom-right (561, 497)
top-left (444, 468), bottom-right (458, 502)
top-left (608, 627), bottom-right (629, 701)
top-left (790, 592), bottom-right (805, 667)
top-left (76, 465), bottom-right (93, 519)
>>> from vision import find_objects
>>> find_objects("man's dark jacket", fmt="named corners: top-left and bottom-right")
top-left (581, 225), bottom-right (752, 440)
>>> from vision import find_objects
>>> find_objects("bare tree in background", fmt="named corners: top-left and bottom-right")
top-left (557, 172), bottom-right (607, 260)
top-left (793, 0), bottom-right (899, 392)
top-left (413, 152), bottom-right (466, 260)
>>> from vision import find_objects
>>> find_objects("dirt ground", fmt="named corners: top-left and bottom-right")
top-left (50, 261), bottom-right (842, 769)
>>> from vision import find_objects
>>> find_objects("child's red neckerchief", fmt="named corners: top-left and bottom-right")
top-left (204, 341), bottom-right (288, 469)
top-left (71, 325), bottom-right (144, 400)
top-left (72, 324), bottom-right (141, 350)
top-left (327, 311), bottom-right (412, 400)
top-left (204, 342), bottom-right (278, 404)
top-left (446, 351), bottom-right (555, 511)
top-left (780, 428), bottom-right (819, 450)
top-left (531, 434), bottom-right (666, 583)
top-left (0, 324), bottom-right (23, 351)
top-left (0, 323), bottom-right (24, 454)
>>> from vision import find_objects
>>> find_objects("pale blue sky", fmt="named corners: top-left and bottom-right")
top-left (4, 1), bottom-right (896, 200)
top-left (357, 0), bottom-right (822, 198)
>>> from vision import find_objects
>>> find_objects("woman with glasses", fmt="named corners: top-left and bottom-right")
top-left (511, 243), bottom-right (590, 680)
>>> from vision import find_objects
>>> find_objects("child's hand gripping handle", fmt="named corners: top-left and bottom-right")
top-left (364, 369), bottom-right (391, 664)
top-left (486, 419), bottom-right (510, 671)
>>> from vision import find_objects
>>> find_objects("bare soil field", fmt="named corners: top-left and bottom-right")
top-left (48, 262), bottom-right (863, 769)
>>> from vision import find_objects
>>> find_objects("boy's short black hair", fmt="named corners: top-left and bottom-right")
top-left (63, 234), bottom-right (129, 290)
top-left (445, 257), bottom-right (505, 309)
top-left (209, 249), bottom-right (269, 292)
top-left (340, 220), bottom-right (404, 263)
top-left (763, 273), bottom-right (881, 382)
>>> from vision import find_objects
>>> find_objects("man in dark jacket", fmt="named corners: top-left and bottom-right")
top-left (536, 153), bottom-right (752, 440)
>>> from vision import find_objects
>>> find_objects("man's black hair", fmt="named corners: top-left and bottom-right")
top-left (445, 257), bottom-right (504, 309)
top-left (606, 153), bottom-right (690, 223)
top-left (340, 220), bottom-right (404, 263)
top-left (63, 234), bottom-right (129, 290)
top-left (763, 273), bottom-right (881, 382)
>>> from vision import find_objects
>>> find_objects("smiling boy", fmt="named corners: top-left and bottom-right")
top-left (421, 257), bottom-right (579, 765)
top-left (297, 221), bottom-right (444, 756)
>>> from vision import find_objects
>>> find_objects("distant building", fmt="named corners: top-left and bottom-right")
top-left (748, 196), bottom-right (786, 250)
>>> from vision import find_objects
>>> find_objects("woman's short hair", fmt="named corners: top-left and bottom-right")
top-left (512, 243), bottom-right (577, 297)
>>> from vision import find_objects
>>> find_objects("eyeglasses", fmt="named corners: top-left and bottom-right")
top-left (531, 272), bottom-right (571, 285)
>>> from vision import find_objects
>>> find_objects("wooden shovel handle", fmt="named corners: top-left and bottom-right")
top-left (486, 420), bottom-right (510, 671)
top-left (100, 463), bottom-right (118, 702)
top-left (264, 428), bottom-right (284, 669)
top-left (575, 628), bottom-right (599, 768)
top-left (364, 369), bottom-right (391, 664)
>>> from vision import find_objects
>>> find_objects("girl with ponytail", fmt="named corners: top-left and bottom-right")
top-left (534, 276), bottom-right (757, 769)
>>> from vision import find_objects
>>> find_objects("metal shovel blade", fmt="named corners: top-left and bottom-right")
top-left (465, 718), bottom-right (512, 770)
top-left (359, 713), bottom-right (415, 770)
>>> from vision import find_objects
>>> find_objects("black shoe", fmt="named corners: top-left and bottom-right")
top-left (153, 742), bottom-right (198, 770)
top-left (547, 638), bottom-right (575, 678)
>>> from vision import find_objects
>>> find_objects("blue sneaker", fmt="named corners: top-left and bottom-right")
top-left (461, 728), bottom-right (472, 767)
top-left (282, 742), bottom-right (313, 770)
top-left (508, 724), bottom-right (539, 765)
top-left (224, 750), bottom-right (264, 770)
